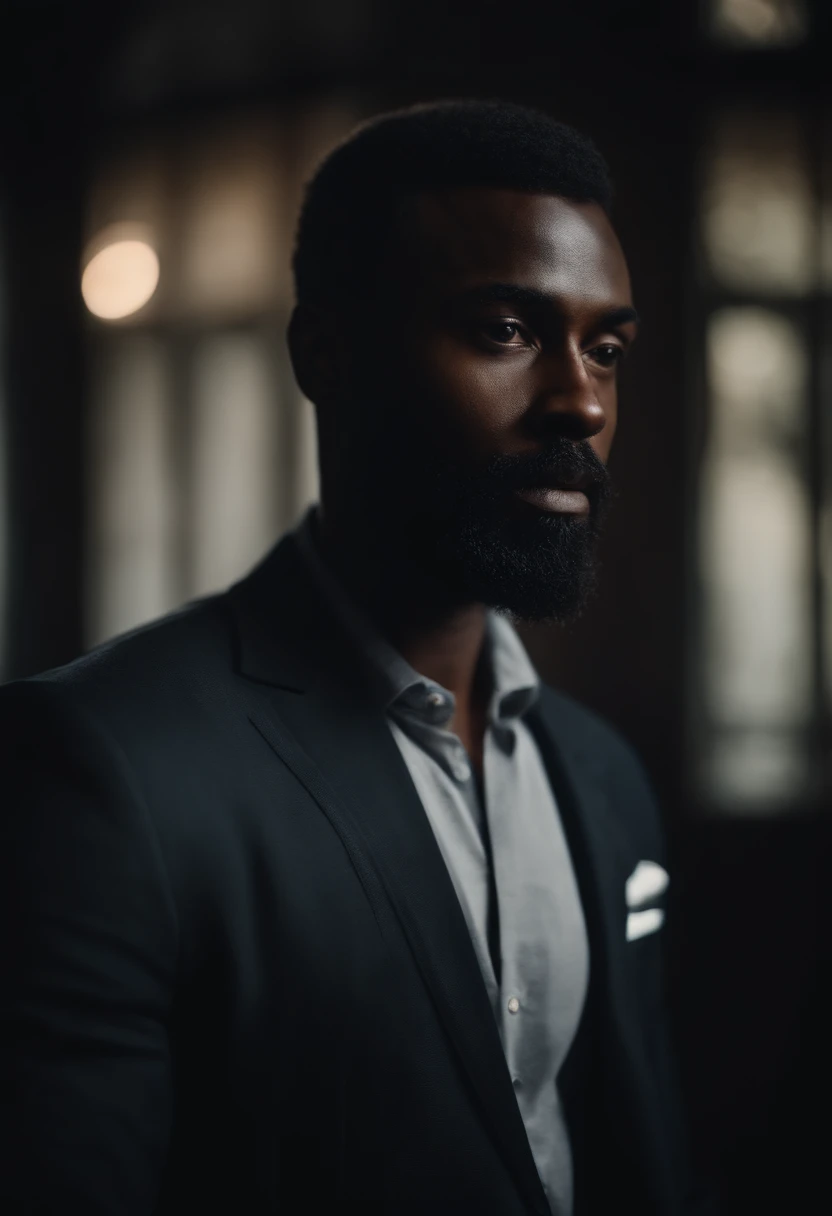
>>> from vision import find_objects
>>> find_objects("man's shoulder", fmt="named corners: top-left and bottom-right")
top-left (0, 591), bottom-right (233, 735)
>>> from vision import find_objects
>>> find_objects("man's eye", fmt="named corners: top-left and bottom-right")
top-left (587, 343), bottom-right (624, 368)
top-left (481, 321), bottom-right (525, 345)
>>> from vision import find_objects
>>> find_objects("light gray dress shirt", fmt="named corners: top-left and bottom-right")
top-left (292, 506), bottom-right (590, 1216)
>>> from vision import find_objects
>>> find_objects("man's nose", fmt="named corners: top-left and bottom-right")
top-left (529, 346), bottom-right (606, 441)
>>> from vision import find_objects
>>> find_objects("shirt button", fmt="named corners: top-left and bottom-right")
top-left (427, 691), bottom-right (446, 707)
top-left (512, 1076), bottom-right (522, 1090)
top-left (507, 996), bottom-right (520, 1014)
top-left (451, 747), bottom-right (469, 780)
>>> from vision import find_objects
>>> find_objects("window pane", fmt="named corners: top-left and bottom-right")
top-left (707, 0), bottom-right (808, 46)
top-left (174, 125), bottom-right (286, 320)
top-left (187, 333), bottom-right (280, 597)
top-left (86, 335), bottom-right (178, 647)
top-left (701, 450), bottom-right (811, 724)
top-left (702, 111), bottom-right (814, 294)
top-left (699, 307), bottom-right (813, 811)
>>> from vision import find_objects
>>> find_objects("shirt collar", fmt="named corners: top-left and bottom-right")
top-left (291, 504), bottom-right (540, 725)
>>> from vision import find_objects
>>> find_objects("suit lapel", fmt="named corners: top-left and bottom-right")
top-left (226, 535), bottom-right (551, 1216)
top-left (527, 693), bottom-right (678, 1215)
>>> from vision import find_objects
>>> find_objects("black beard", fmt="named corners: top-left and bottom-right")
top-left (430, 507), bottom-right (606, 624)
top-left (412, 442), bottom-right (612, 623)
top-left (343, 434), bottom-right (614, 625)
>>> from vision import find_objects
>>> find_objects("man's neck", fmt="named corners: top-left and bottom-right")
top-left (314, 506), bottom-right (492, 733)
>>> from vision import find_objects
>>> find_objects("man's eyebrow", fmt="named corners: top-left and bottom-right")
top-left (454, 283), bottom-right (640, 329)
top-left (598, 306), bottom-right (640, 330)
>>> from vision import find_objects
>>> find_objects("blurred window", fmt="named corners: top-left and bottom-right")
top-left (187, 332), bottom-right (281, 599)
top-left (694, 91), bottom-right (831, 812)
top-left (702, 113), bottom-right (814, 294)
top-left (86, 334), bottom-right (178, 645)
top-left (699, 308), bottom-right (813, 808)
top-left (82, 104), bottom-right (358, 648)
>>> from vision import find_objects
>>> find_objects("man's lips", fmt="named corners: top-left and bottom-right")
top-left (511, 469), bottom-right (597, 515)
top-left (513, 486), bottom-right (591, 515)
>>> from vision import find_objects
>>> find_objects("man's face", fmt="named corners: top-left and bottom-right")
top-left (329, 188), bottom-right (637, 623)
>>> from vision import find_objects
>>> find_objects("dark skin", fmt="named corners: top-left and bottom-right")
top-left (289, 189), bottom-right (637, 780)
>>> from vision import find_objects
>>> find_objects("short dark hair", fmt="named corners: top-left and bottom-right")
top-left (292, 98), bottom-right (613, 313)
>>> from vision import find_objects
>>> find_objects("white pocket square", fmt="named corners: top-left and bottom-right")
top-left (625, 860), bottom-right (669, 941)
top-left (626, 907), bottom-right (665, 941)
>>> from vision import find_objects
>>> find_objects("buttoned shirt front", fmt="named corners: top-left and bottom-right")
top-left (292, 506), bottom-right (590, 1216)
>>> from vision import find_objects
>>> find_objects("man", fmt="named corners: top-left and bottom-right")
top-left (1, 100), bottom-right (704, 1214)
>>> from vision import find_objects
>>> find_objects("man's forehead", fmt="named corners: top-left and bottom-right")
top-left (397, 188), bottom-right (629, 300)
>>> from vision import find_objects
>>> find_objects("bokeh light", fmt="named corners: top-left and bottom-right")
top-left (81, 230), bottom-right (160, 320)
top-left (709, 0), bottom-right (808, 46)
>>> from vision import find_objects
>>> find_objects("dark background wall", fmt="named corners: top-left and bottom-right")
top-left (3, 2), bottom-right (831, 1211)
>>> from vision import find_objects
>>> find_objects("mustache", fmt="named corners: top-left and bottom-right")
top-left (438, 439), bottom-right (612, 509)
top-left (488, 441), bottom-right (609, 493)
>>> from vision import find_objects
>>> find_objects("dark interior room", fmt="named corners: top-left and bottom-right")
top-left (3, 2), bottom-right (831, 1211)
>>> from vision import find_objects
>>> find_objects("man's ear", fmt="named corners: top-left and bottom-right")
top-left (287, 304), bottom-right (344, 412)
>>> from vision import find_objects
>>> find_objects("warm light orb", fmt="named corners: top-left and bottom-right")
top-left (81, 234), bottom-right (160, 320)
top-left (710, 0), bottom-right (807, 46)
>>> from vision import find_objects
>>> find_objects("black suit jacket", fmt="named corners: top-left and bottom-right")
top-left (1, 532), bottom-right (700, 1215)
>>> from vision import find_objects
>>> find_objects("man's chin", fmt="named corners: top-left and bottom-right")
top-left (462, 574), bottom-right (598, 625)
top-left (432, 514), bottom-right (602, 624)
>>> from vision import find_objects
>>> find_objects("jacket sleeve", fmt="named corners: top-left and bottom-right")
top-left (0, 680), bottom-right (178, 1215)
